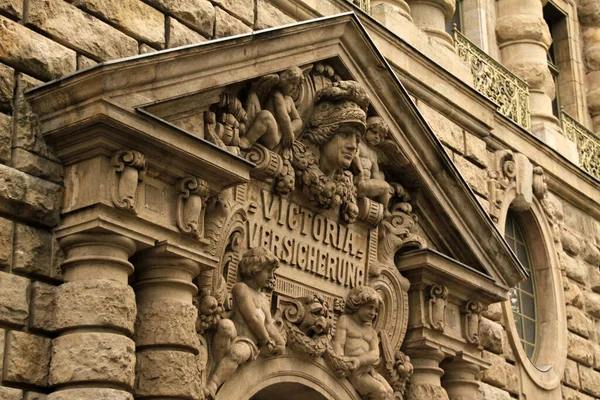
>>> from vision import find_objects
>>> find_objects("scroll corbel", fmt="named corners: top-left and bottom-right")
top-left (111, 149), bottom-right (147, 213)
top-left (428, 284), bottom-right (448, 331)
top-left (177, 177), bottom-right (210, 239)
top-left (463, 301), bottom-right (483, 345)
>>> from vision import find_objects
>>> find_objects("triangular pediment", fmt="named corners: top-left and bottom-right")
top-left (28, 13), bottom-right (525, 292)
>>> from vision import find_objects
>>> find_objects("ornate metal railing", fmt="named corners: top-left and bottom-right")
top-left (348, 0), bottom-right (370, 12)
top-left (453, 28), bottom-right (531, 131)
top-left (561, 111), bottom-right (600, 180)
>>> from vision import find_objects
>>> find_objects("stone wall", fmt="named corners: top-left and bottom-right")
top-left (0, 1), bottom-right (294, 398)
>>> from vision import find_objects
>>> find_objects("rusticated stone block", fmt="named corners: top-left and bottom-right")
top-left (13, 223), bottom-right (53, 278)
top-left (0, 328), bottom-right (5, 378)
top-left (49, 333), bottom-right (135, 388)
top-left (12, 149), bottom-right (64, 184)
top-left (464, 133), bottom-right (488, 168)
top-left (562, 385), bottom-right (595, 400)
top-left (27, 0), bottom-right (138, 62)
top-left (482, 302), bottom-right (503, 322)
top-left (0, 271), bottom-right (30, 326)
top-left (0, 63), bottom-right (14, 112)
top-left (145, 0), bottom-right (214, 38)
top-left (30, 281), bottom-right (56, 332)
top-left (453, 155), bottom-right (489, 197)
top-left (481, 351), bottom-right (506, 387)
top-left (406, 383), bottom-right (449, 400)
top-left (476, 383), bottom-right (509, 400)
top-left (0, 0), bottom-right (23, 19)
top-left (594, 341), bottom-right (600, 370)
top-left (77, 0), bottom-right (164, 48)
top-left (5, 331), bottom-right (52, 387)
top-left (0, 164), bottom-right (62, 227)
top-left (135, 301), bottom-right (200, 351)
top-left (568, 332), bottom-right (594, 367)
top-left (585, 290), bottom-right (600, 319)
top-left (167, 17), bottom-right (207, 48)
top-left (582, 241), bottom-right (600, 266)
top-left (564, 255), bottom-right (589, 284)
top-left (480, 317), bottom-right (504, 354)
top-left (256, 0), bottom-right (296, 30)
top-left (139, 44), bottom-right (156, 54)
top-left (77, 54), bottom-right (96, 71)
top-left (24, 392), bottom-right (47, 400)
top-left (418, 102), bottom-right (464, 154)
top-left (562, 230), bottom-right (581, 256)
top-left (0, 215), bottom-right (13, 268)
top-left (213, 0), bottom-right (253, 25)
top-left (565, 279), bottom-right (585, 309)
top-left (0, 387), bottom-right (23, 400)
top-left (564, 359), bottom-right (580, 389)
top-left (0, 112), bottom-right (11, 164)
top-left (215, 7), bottom-right (251, 39)
top-left (55, 280), bottom-right (136, 334)
top-left (583, 28), bottom-right (600, 72)
top-left (0, 16), bottom-right (76, 81)
top-left (48, 389), bottom-right (133, 400)
top-left (579, 0), bottom-right (600, 26)
top-left (504, 362), bottom-right (519, 394)
top-left (567, 305), bottom-right (593, 338)
top-left (580, 365), bottom-right (600, 397)
top-left (135, 350), bottom-right (203, 398)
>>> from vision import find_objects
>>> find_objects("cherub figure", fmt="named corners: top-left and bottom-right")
top-left (356, 116), bottom-right (394, 211)
top-left (332, 286), bottom-right (394, 400)
top-left (206, 247), bottom-right (286, 397)
top-left (238, 67), bottom-right (304, 154)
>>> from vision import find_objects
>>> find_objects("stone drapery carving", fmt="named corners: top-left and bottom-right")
top-left (462, 301), bottom-right (483, 345)
top-left (428, 284), bottom-right (449, 331)
top-left (177, 177), bottom-right (210, 239)
top-left (110, 149), bottom-right (146, 213)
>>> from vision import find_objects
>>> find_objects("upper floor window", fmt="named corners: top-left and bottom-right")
top-left (445, 0), bottom-right (463, 35)
top-left (505, 212), bottom-right (537, 360)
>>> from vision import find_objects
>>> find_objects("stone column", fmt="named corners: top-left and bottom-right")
top-left (371, 0), bottom-right (412, 27)
top-left (48, 233), bottom-right (137, 400)
top-left (405, 346), bottom-right (450, 400)
top-left (496, 0), bottom-right (557, 136)
top-left (132, 249), bottom-right (203, 400)
top-left (441, 355), bottom-right (481, 400)
top-left (405, 0), bottom-right (455, 49)
top-left (579, 0), bottom-right (600, 134)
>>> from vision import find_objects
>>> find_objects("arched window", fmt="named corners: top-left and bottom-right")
top-left (505, 212), bottom-right (537, 360)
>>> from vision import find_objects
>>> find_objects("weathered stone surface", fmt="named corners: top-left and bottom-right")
top-left (0, 112), bottom-right (11, 164)
top-left (565, 279), bottom-right (585, 309)
top-left (13, 223), bottom-right (53, 278)
top-left (24, 392), bottom-right (47, 400)
top-left (215, 7), bottom-right (251, 39)
top-left (0, 16), bottom-right (76, 81)
top-left (502, 329), bottom-right (515, 363)
top-left (594, 341), bottom-right (600, 371)
top-left (213, 0), bottom-right (253, 26)
top-left (580, 365), bottom-right (600, 397)
top-left (583, 28), bottom-right (600, 72)
top-left (0, 271), bottom-right (30, 326)
top-left (0, 215), bottom-right (13, 268)
top-left (453, 155), bottom-right (488, 197)
top-left (28, 0), bottom-right (138, 62)
top-left (139, 44), bottom-right (157, 54)
top-left (568, 332), bottom-right (594, 367)
top-left (12, 148), bottom-right (64, 184)
top-left (0, 328), bottom-right (5, 378)
top-left (582, 241), bottom-right (600, 266)
top-left (567, 305), bottom-right (593, 338)
top-left (591, 267), bottom-right (600, 294)
top-left (77, 54), bottom-right (97, 71)
top-left (135, 350), bottom-right (203, 398)
top-left (0, 0), bottom-right (23, 19)
top-left (564, 254), bottom-right (589, 284)
top-left (562, 385), bottom-right (595, 400)
top-left (564, 201), bottom-right (596, 241)
top-left (77, 0), bottom-right (164, 48)
top-left (4, 331), bottom-right (52, 387)
top-left (480, 318), bottom-right (504, 354)
top-left (145, 0), bottom-right (214, 38)
top-left (30, 281), bottom-right (56, 332)
top-left (564, 359), bottom-right (581, 389)
top-left (0, 164), bottom-right (62, 227)
top-left (49, 333), bottom-right (135, 387)
top-left (0, 63), bottom-right (14, 112)
top-left (47, 389), bottom-right (132, 400)
top-left (481, 351), bottom-right (506, 387)
top-left (168, 17), bottom-right (207, 48)
top-left (135, 301), bottom-right (199, 351)
top-left (503, 362), bottom-right (519, 394)
top-left (579, 0), bottom-right (600, 26)
top-left (585, 290), bottom-right (600, 319)
top-left (562, 230), bottom-right (582, 256)
top-left (0, 387), bottom-right (23, 400)
top-left (255, 0), bottom-right (296, 30)
top-left (464, 133), bottom-right (487, 168)
top-left (482, 302), bottom-right (503, 322)
top-left (418, 102), bottom-right (464, 153)
top-left (55, 280), bottom-right (136, 334)
top-left (477, 383), bottom-right (510, 400)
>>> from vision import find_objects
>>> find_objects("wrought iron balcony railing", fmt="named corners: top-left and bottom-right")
top-left (561, 110), bottom-right (600, 180)
top-left (453, 28), bottom-right (531, 131)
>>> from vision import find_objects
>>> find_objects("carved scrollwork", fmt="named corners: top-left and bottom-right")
top-left (177, 177), bottom-right (210, 239)
top-left (111, 149), bottom-right (146, 213)
top-left (281, 295), bottom-right (331, 358)
top-left (462, 301), bottom-right (483, 345)
top-left (428, 284), bottom-right (449, 331)
top-left (380, 332), bottom-right (413, 396)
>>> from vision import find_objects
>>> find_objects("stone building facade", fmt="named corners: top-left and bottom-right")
top-left (0, 0), bottom-right (599, 399)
